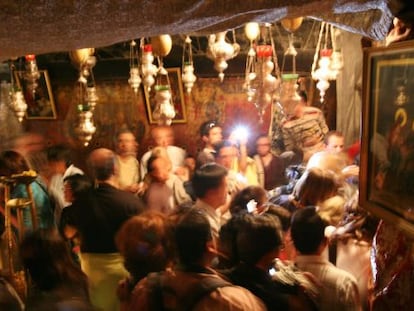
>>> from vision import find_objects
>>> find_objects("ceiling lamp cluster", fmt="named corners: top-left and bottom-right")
top-left (311, 22), bottom-right (344, 103)
top-left (244, 23), bottom-right (281, 123)
top-left (69, 48), bottom-right (98, 146)
top-left (207, 31), bottom-right (240, 82)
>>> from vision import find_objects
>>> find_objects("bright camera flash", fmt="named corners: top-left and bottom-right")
top-left (232, 126), bottom-right (248, 140)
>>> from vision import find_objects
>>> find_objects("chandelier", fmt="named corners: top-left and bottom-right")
top-left (311, 22), bottom-right (343, 103)
top-left (207, 31), bottom-right (240, 82)
top-left (244, 23), bottom-right (281, 123)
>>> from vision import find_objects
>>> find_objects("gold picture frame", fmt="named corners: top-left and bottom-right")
top-left (144, 67), bottom-right (187, 124)
top-left (14, 70), bottom-right (57, 119)
top-left (360, 40), bottom-right (414, 236)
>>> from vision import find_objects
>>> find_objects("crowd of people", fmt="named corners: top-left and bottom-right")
top-left (0, 113), bottom-right (375, 311)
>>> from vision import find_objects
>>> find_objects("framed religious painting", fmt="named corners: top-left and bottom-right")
top-left (360, 40), bottom-right (414, 236)
top-left (14, 70), bottom-right (57, 119)
top-left (144, 67), bottom-right (187, 124)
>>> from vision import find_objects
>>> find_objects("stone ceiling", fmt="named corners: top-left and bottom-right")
top-left (0, 0), bottom-right (411, 61)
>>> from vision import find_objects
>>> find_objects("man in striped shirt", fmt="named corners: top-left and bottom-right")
top-left (281, 91), bottom-right (329, 163)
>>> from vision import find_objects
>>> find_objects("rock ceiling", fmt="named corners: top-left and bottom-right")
top-left (0, 0), bottom-right (410, 61)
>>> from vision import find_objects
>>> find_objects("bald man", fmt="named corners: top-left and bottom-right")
top-left (140, 126), bottom-right (186, 178)
top-left (68, 148), bottom-right (144, 311)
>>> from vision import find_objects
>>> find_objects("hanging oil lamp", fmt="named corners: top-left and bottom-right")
top-left (152, 66), bottom-right (176, 125)
top-left (10, 90), bottom-right (27, 122)
top-left (207, 31), bottom-right (240, 82)
top-left (311, 22), bottom-right (343, 103)
top-left (280, 73), bottom-right (302, 118)
top-left (244, 23), bottom-right (280, 123)
top-left (23, 54), bottom-right (41, 95)
top-left (141, 41), bottom-right (158, 92)
top-left (9, 63), bottom-right (27, 122)
top-left (182, 36), bottom-right (197, 93)
top-left (70, 48), bottom-right (98, 146)
top-left (75, 105), bottom-right (96, 147)
top-left (128, 40), bottom-right (141, 93)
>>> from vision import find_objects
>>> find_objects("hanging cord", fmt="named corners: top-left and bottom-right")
top-left (311, 21), bottom-right (326, 76)
top-left (268, 24), bottom-right (280, 79)
top-left (330, 24), bottom-right (337, 52)
top-left (182, 35), bottom-right (192, 67)
top-left (303, 20), bottom-right (317, 50)
top-left (324, 22), bottom-right (329, 50)
top-left (281, 33), bottom-right (297, 74)
top-left (130, 40), bottom-right (140, 69)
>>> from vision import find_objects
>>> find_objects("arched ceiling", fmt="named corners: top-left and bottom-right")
top-left (0, 0), bottom-right (411, 61)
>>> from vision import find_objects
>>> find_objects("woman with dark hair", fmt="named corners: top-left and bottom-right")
top-left (228, 185), bottom-right (268, 215)
top-left (20, 228), bottom-right (94, 310)
top-left (0, 150), bottom-right (54, 232)
top-left (60, 174), bottom-right (93, 238)
top-left (59, 174), bottom-right (93, 262)
top-left (115, 211), bottom-right (173, 311)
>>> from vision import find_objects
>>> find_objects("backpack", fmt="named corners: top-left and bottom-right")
top-left (146, 272), bottom-right (232, 311)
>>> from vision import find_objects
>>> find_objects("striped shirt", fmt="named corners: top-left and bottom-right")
top-left (282, 106), bottom-right (329, 162)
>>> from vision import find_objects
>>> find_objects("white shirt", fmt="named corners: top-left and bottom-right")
top-left (116, 155), bottom-right (140, 190)
top-left (140, 145), bottom-right (186, 178)
top-left (194, 199), bottom-right (231, 241)
top-left (295, 255), bottom-right (362, 311)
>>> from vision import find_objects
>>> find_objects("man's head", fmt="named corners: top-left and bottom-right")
top-left (174, 208), bottom-right (213, 266)
top-left (255, 134), bottom-right (271, 157)
top-left (236, 213), bottom-right (283, 268)
top-left (88, 148), bottom-right (117, 182)
top-left (200, 120), bottom-right (223, 149)
top-left (215, 140), bottom-right (238, 170)
top-left (290, 206), bottom-right (327, 255)
top-left (46, 144), bottom-right (73, 175)
top-left (116, 130), bottom-right (138, 156)
top-left (325, 130), bottom-right (345, 153)
top-left (147, 155), bottom-right (170, 183)
top-left (151, 126), bottom-right (175, 147)
top-left (192, 163), bottom-right (228, 206)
